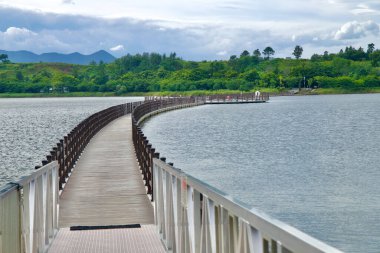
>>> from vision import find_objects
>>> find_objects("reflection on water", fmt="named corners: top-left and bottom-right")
top-left (142, 94), bottom-right (380, 253)
top-left (0, 97), bottom-right (141, 186)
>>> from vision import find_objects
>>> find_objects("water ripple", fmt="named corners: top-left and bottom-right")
top-left (0, 97), bottom-right (141, 186)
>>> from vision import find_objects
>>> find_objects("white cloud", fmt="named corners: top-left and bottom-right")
top-left (334, 20), bottom-right (379, 40)
top-left (0, 26), bottom-right (71, 53)
top-left (3, 27), bottom-right (37, 39)
top-left (110, 44), bottom-right (125, 51)
top-left (357, 4), bottom-right (369, 9)
top-left (351, 3), bottom-right (379, 15)
top-left (0, 1), bottom-right (379, 60)
top-left (62, 0), bottom-right (75, 5)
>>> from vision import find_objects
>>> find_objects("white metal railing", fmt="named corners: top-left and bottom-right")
top-left (153, 158), bottom-right (344, 253)
top-left (0, 162), bottom-right (59, 253)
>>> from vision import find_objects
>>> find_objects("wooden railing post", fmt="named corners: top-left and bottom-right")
top-left (50, 150), bottom-right (56, 161)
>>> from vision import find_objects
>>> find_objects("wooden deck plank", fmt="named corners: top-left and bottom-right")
top-left (58, 115), bottom-right (154, 228)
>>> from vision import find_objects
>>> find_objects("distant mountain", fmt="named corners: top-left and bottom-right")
top-left (0, 50), bottom-right (116, 65)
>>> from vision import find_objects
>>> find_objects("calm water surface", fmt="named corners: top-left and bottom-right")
top-left (142, 94), bottom-right (380, 253)
top-left (0, 97), bottom-right (141, 186)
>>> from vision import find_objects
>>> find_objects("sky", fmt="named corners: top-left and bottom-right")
top-left (0, 0), bottom-right (379, 60)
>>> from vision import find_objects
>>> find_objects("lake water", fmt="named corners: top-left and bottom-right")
top-left (142, 94), bottom-right (380, 253)
top-left (0, 97), bottom-right (141, 186)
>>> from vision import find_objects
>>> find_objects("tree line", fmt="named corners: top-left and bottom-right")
top-left (0, 44), bottom-right (379, 94)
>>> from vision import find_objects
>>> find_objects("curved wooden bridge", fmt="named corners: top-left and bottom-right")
top-left (0, 95), bottom-right (344, 253)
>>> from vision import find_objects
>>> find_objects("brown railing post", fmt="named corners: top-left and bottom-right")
top-left (50, 151), bottom-right (56, 161)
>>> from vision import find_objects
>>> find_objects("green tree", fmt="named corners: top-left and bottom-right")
top-left (292, 45), bottom-right (303, 59)
top-left (229, 55), bottom-right (237, 60)
top-left (253, 49), bottom-right (261, 58)
top-left (367, 43), bottom-right (375, 54)
top-left (370, 50), bottom-right (380, 67)
top-left (16, 71), bottom-right (24, 81)
top-left (262, 47), bottom-right (275, 60)
top-left (31, 70), bottom-right (53, 84)
top-left (209, 61), bottom-right (225, 77)
top-left (92, 61), bottom-right (109, 85)
top-left (0, 54), bottom-right (10, 63)
top-left (242, 69), bottom-right (260, 83)
top-left (52, 73), bottom-right (79, 92)
top-left (260, 72), bottom-right (278, 87)
top-left (240, 50), bottom-right (250, 57)
top-left (331, 57), bottom-right (351, 76)
top-left (323, 51), bottom-right (330, 60)
top-left (341, 46), bottom-right (366, 61)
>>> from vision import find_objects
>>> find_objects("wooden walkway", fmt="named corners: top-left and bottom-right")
top-left (49, 115), bottom-right (163, 253)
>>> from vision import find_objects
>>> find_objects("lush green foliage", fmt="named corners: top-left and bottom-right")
top-left (1, 45), bottom-right (380, 95)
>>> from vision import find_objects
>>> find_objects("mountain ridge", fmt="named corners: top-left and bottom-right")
top-left (0, 49), bottom-right (116, 65)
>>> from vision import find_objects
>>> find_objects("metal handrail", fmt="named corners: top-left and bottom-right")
top-left (0, 162), bottom-right (59, 253)
top-left (153, 159), bottom-right (343, 253)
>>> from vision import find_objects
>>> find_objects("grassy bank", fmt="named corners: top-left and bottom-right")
top-left (1, 87), bottom-right (379, 98)
top-left (0, 92), bottom-right (116, 98)
top-left (304, 87), bottom-right (380, 95)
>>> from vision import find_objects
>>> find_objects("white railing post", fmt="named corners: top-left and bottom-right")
top-left (52, 165), bottom-right (59, 238)
top-left (172, 175), bottom-right (181, 253)
top-left (165, 171), bottom-right (174, 249)
top-left (42, 172), bottom-right (47, 247)
top-left (153, 163), bottom-right (159, 226)
top-left (200, 196), bottom-right (217, 253)
top-left (158, 165), bottom-right (166, 237)
top-left (216, 206), bottom-right (230, 253)
top-left (187, 187), bottom-right (201, 253)
top-left (249, 226), bottom-right (263, 253)
top-left (208, 198), bottom-right (216, 253)
top-left (0, 186), bottom-right (21, 253)
top-left (29, 179), bottom-right (36, 253)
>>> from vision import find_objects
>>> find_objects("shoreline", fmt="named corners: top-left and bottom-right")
top-left (0, 88), bottom-right (379, 98)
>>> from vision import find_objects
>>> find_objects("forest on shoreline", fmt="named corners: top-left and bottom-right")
top-left (1, 44), bottom-right (380, 96)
